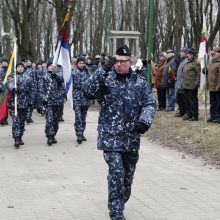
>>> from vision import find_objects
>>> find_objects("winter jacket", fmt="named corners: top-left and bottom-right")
top-left (182, 58), bottom-right (201, 90)
top-left (175, 57), bottom-right (188, 93)
top-left (208, 55), bottom-right (220, 91)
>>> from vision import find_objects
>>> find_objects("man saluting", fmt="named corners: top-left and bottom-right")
top-left (82, 45), bottom-right (156, 220)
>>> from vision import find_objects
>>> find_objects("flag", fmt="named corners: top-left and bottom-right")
top-left (168, 66), bottom-right (175, 81)
top-left (198, 14), bottom-right (209, 89)
top-left (52, 0), bottom-right (75, 108)
top-left (0, 49), bottom-right (14, 123)
top-left (53, 29), bottom-right (73, 107)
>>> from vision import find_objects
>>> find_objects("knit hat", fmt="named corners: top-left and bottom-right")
top-left (16, 61), bottom-right (24, 68)
top-left (2, 58), bottom-right (9, 63)
top-left (116, 44), bottom-right (131, 56)
top-left (76, 57), bottom-right (85, 64)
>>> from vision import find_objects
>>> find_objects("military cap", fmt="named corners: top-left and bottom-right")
top-left (180, 47), bottom-right (188, 53)
top-left (187, 47), bottom-right (197, 55)
top-left (47, 61), bottom-right (53, 68)
top-left (116, 44), bottom-right (131, 56)
top-left (25, 57), bottom-right (32, 62)
top-left (166, 49), bottom-right (174, 54)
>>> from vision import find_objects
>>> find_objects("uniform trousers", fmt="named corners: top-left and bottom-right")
top-left (9, 108), bottom-right (28, 138)
top-left (103, 150), bottom-right (139, 218)
top-left (45, 105), bottom-right (63, 137)
top-left (73, 105), bottom-right (89, 136)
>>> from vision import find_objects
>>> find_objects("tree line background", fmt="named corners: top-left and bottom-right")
top-left (0, 0), bottom-right (220, 61)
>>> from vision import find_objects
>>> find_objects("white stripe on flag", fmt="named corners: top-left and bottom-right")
top-left (57, 45), bottom-right (73, 108)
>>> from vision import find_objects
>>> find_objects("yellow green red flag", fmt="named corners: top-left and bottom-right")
top-left (0, 49), bottom-right (14, 123)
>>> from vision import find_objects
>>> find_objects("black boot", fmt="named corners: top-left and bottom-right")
top-left (188, 116), bottom-right (198, 122)
top-left (26, 118), bottom-right (34, 124)
top-left (59, 117), bottom-right (64, 122)
top-left (182, 114), bottom-right (191, 120)
top-left (82, 135), bottom-right (87, 141)
top-left (14, 137), bottom-right (20, 148)
top-left (52, 136), bottom-right (57, 144)
top-left (77, 135), bottom-right (83, 144)
top-left (111, 216), bottom-right (127, 220)
top-left (19, 137), bottom-right (24, 145)
top-left (47, 136), bottom-right (53, 146)
top-left (0, 119), bottom-right (9, 125)
top-left (175, 112), bottom-right (184, 117)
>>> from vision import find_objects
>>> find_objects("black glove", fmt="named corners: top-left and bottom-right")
top-left (102, 57), bottom-right (116, 72)
top-left (202, 67), bottom-right (208, 75)
top-left (51, 73), bottom-right (57, 78)
top-left (133, 122), bottom-right (150, 134)
top-left (43, 100), bottom-right (48, 107)
top-left (11, 88), bottom-right (18, 95)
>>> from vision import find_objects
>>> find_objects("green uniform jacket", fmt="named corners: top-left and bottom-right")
top-left (182, 58), bottom-right (201, 90)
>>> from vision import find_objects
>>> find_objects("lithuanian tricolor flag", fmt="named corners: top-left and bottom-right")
top-left (0, 49), bottom-right (14, 123)
top-left (198, 14), bottom-right (209, 89)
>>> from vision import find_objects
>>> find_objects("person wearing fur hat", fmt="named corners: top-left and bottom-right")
top-left (207, 47), bottom-right (220, 123)
top-left (82, 44), bottom-right (156, 220)
top-left (7, 62), bottom-right (35, 148)
top-left (72, 57), bottom-right (91, 144)
top-left (182, 48), bottom-right (201, 121)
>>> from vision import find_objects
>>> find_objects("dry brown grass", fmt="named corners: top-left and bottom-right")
top-left (147, 110), bottom-right (220, 167)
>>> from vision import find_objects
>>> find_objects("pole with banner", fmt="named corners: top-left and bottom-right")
top-left (52, 0), bottom-right (76, 67)
top-left (51, 0), bottom-right (76, 108)
top-left (204, 54), bottom-right (208, 123)
top-left (13, 38), bottom-right (17, 116)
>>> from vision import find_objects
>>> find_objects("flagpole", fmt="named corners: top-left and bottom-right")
top-left (53, 0), bottom-right (76, 67)
top-left (204, 54), bottom-right (208, 123)
top-left (13, 37), bottom-right (17, 117)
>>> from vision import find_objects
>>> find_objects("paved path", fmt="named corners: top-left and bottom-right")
top-left (0, 104), bottom-right (220, 220)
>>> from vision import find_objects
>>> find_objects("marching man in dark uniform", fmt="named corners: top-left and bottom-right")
top-left (39, 61), bottom-right (65, 146)
top-left (72, 57), bottom-right (91, 144)
top-left (7, 62), bottom-right (35, 148)
top-left (82, 45), bottom-right (156, 220)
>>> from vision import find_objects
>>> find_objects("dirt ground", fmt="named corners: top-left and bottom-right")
top-left (146, 110), bottom-right (220, 168)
